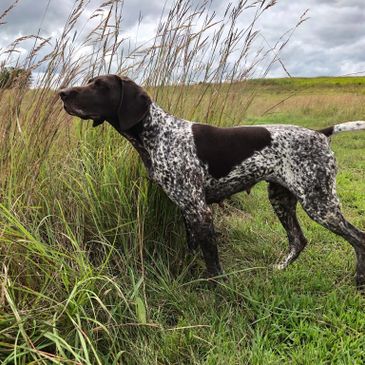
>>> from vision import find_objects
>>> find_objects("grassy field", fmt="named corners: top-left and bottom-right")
top-left (0, 76), bottom-right (364, 364)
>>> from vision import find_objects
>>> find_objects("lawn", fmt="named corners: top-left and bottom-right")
top-left (0, 76), bottom-right (365, 364)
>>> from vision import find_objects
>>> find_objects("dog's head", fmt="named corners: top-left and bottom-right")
top-left (59, 74), bottom-right (151, 131)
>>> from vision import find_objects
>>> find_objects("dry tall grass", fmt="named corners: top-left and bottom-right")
top-left (0, 0), bottom-right (302, 205)
top-left (0, 1), bottom-right (299, 362)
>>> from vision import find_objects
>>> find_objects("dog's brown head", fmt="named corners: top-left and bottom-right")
top-left (59, 74), bottom-right (151, 131)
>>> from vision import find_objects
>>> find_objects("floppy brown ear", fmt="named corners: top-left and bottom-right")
top-left (117, 76), bottom-right (151, 131)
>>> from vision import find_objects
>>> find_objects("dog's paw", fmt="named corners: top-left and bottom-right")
top-left (273, 262), bottom-right (288, 271)
top-left (187, 241), bottom-right (199, 252)
top-left (355, 274), bottom-right (365, 291)
top-left (203, 268), bottom-right (227, 286)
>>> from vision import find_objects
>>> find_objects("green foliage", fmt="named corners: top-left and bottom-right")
top-left (249, 76), bottom-right (365, 89)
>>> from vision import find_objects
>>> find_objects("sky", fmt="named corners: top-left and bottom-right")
top-left (1, 0), bottom-right (364, 79)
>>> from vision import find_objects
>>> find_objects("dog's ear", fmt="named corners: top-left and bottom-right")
top-left (117, 76), bottom-right (151, 131)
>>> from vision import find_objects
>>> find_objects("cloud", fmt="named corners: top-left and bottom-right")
top-left (256, 0), bottom-right (365, 76)
top-left (0, 0), bottom-right (72, 37)
top-left (0, 0), bottom-right (364, 78)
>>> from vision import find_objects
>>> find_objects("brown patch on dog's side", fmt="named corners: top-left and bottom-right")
top-left (192, 124), bottom-right (272, 178)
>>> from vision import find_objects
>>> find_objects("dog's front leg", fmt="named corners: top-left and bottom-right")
top-left (182, 215), bottom-right (198, 251)
top-left (182, 206), bottom-right (222, 278)
top-left (156, 162), bottom-right (222, 278)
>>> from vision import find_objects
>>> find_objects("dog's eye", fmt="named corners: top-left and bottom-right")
top-left (94, 79), bottom-right (103, 87)
top-left (94, 79), bottom-right (109, 90)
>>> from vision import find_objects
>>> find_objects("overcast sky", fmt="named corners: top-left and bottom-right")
top-left (1, 0), bottom-right (364, 78)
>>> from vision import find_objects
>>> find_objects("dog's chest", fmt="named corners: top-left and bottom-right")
top-left (142, 115), bottom-right (198, 184)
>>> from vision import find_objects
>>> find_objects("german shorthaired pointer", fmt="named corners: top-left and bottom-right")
top-left (59, 74), bottom-right (365, 288)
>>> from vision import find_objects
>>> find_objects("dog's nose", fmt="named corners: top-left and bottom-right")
top-left (58, 88), bottom-right (72, 101)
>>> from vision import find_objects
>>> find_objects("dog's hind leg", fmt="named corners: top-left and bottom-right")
top-left (299, 186), bottom-right (365, 288)
top-left (268, 182), bottom-right (308, 270)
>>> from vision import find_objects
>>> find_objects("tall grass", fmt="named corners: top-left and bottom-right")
top-left (1, 0), bottom-right (365, 364)
top-left (0, 0), bottom-right (292, 362)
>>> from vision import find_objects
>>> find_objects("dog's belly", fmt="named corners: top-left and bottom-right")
top-left (205, 179), bottom-right (257, 203)
top-left (204, 160), bottom-right (273, 203)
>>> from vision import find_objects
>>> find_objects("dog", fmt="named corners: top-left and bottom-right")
top-left (59, 74), bottom-right (365, 287)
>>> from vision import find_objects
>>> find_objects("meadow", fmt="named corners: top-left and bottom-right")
top-left (1, 0), bottom-right (365, 363)
top-left (0, 75), bottom-right (365, 364)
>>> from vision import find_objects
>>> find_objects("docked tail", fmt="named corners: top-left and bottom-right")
top-left (319, 121), bottom-right (365, 137)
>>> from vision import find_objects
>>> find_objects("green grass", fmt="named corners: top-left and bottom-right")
top-left (1, 77), bottom-right (365, 364)
top-left (248, 76), bottom-right (365, 90)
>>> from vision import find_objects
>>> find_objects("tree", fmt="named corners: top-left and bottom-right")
top-left (0, 67), bottom-right (32, 89)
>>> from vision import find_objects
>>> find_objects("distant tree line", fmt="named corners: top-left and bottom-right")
top-left (0, 67), bottom-right (32, 89)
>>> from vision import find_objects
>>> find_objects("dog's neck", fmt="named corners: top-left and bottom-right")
top-left (120, 103), bottom-right (183, 179)
top-left (119, 103), bottom-right (164, 177)
top-left (120, 120), bottom-right (152, 177)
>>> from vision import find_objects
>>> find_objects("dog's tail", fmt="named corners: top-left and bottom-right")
top-left (318, 121), bottom-right (365, 137)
